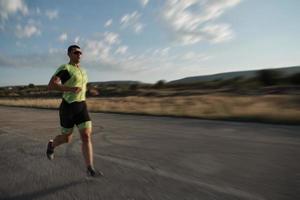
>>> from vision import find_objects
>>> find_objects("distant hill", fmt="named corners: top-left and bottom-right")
top-left (168, 66), bottom-right (300, 85)
top-left (89, 80), bottom-right (144, 86)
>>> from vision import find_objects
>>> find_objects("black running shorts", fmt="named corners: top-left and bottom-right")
top-left (59, 99), bottom-right (91, 134)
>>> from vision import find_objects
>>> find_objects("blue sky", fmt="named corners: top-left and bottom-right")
top-left (0, 0), bottom-right (299, 86)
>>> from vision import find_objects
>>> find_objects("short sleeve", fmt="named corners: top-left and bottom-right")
top-left (53, 65), bottom-right (71, 84)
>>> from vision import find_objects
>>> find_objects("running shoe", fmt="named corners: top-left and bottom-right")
top-left (87, 165), bottom-right (104, 177)
top-left (46, 140), bottom-right (54, 160)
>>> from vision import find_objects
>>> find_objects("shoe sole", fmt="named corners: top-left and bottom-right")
top-left (47, 153), bottom-right (54, 160)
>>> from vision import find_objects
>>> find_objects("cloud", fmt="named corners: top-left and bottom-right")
top-left (153, 47), bottom-right (170, 57)
top-left (140, 0), bottom-right (149, 8)
top-left (115, 46), bottom-right (128, 55)
top-left (74, 36), bottom-right (80, 44)
top-left (202, 23), bottom-right (234, 43)
top-left (0, 0), bottom-right (28, 22)
top-left (104, 19), bottom-right (113, 27)
top-left (0, 41), bottom-right (211, 84)
top-left (134, 23), bottom-right (144, 34)
top-left (80, 31), bottom-right (123, 64)
top-left (83, 39), bottom-right (113, 63)
top-left (15, 21), bottom-right (41, 38)
top-left (80, 37), bottom-right (132, 71)
top-left (0, 51), bottom-right (65, 69)
top-left (103, 32), bottom-right (120, 45)
top-left (162, 0), bottom-right (241, 45)
top-left (182, 51), bottom-right (211, 61)
top-left (49, 48), bottom-right (62, 54)
top-left (59, 33), bottom-right (68, 42)
top-left (120, 11), bottom-right (144, 34)
top-left (45, 9), bottom-right (58, 20)
top-left (79, 32), bottom-right (139, 71)
top-left (81, 37), bottom-right (209, 75)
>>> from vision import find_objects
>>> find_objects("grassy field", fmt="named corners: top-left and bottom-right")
top-left (0, 94), bottom-right (299, 125)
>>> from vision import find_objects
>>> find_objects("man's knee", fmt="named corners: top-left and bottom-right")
top-left (80, 129), bottom-right (91, 143)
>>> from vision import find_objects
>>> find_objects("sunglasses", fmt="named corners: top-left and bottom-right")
top-left (73, 51), bottom-right (82, 55)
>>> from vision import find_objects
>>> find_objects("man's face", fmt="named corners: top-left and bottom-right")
top-left (68, 48), bottom-right (82, 63)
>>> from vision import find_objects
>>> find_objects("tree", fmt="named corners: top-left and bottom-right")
top-left (256, 69), bottom-right (281, 86)
top-left (129, 83), bottom-right (139, 91)
top-left (289, 73), bottom-right (300, 85)
top-left (28, 83), bottom-right (35, 88)
top-left (153, 80), bottom-right (166, 89)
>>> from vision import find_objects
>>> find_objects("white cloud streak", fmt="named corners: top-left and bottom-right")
top-left (153, 47), bottom-right (170, 57)
top-left (83, 39), bottom-right (115, 65)
top-left (81, 31), bottom-right (124, 66)
top-left (162, 0), bottom-right (241, 45)
top-left (140, 0), bottom-right (149, 8)
top-left (120, 11), bottom-right (144, 34)
top-left (15, 21), bottom-right (41, 38)
top-left (115, 46), bottom-right (128, 55)
top-left (74, 36), bottom-right (80, 44)
top-left (49, 48), bottom-right (62, 54)
top-left (104, 19), bottom-right (113, 27)
top-left (0, 0), bottom-right (28, 21)
top-left (59, 33), bottom-right (68, 42)
top-left (45, 9), bottom-right (58, 20)
top-left (182, 51), bottom-right (211, 61)
top-left (202, 23), bottom-right (234, 43)
top-left (103, 32), bottom-right (120, 45)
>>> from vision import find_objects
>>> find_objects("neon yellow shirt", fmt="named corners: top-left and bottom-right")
top-left (53, 64), bottom-right (88, 103)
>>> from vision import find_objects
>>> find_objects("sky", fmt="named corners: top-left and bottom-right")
top-left (0, 0), bottom-right (300, 86)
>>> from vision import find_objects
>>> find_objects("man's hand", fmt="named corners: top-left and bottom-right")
top-left (88, 88), bottom-right (99, 96)
top-left (48, 76), bottom-right (82, 93)
top-left (69, 87), bottom-right (82, 93)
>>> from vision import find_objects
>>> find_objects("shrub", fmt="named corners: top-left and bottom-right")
top-left (289, 73), bottom-right (300, 85)
top-left (153, 80), bottom-right (166, 89)
top-left (256, 69), bottom-right (281, 86)
top-left (28, 83), bottom-right (35, 88)
top-left (129, 83), bottom-right (139, 91)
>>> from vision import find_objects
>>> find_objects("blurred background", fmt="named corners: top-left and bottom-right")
top-left (0, 0), bottom-right (300, 124)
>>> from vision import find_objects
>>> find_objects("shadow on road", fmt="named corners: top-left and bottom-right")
top-left (3, 179), bottom-right (86, 200)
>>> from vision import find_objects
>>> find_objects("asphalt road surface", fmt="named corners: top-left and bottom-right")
top-left (0, 106), bottom-right (299, 200)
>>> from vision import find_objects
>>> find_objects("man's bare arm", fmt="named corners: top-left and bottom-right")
top-left (48, 76), bottom-right (81, 93)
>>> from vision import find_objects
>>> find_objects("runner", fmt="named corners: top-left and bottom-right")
top-left (47, 45), bottom-right (103, 177)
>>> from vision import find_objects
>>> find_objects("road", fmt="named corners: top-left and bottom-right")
top-left (0, 106), bottom-right (299, 200)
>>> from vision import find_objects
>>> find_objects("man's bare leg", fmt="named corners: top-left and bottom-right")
top-left (79, 128), bottom-right (93, 167)
top-left (80, 128), bottom-right (103, 176)
top-left (53, 133), bottom-right (73, 148)
top-left (47, 132), bottom-right (72, 160)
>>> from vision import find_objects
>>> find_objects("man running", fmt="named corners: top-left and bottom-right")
top-left (47, 45), bottom-right (103, 177)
